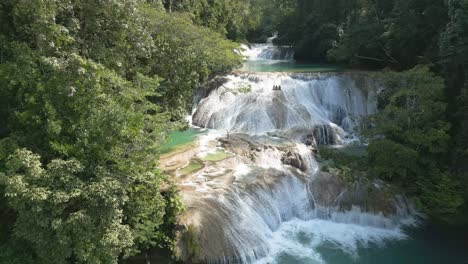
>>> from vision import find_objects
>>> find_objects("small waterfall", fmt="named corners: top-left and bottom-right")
top-left (241, 34), bottom-right (294, 62)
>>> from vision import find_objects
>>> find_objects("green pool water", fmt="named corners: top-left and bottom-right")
top-left (179, 160), bottom-right (204, 175)
top-left (159, 128), bottom-right (205, 154)
top-left (241, 60), bottom-right (345, 73)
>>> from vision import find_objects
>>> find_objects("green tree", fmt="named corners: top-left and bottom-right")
top-left (0, 49), bottom-right (171, 262)
top-left (366, 66), bottom-right (463, 220)
top-left (0, 0), bottom-right (240, 262)
top-left (440, 0), bottom-right (468, 222)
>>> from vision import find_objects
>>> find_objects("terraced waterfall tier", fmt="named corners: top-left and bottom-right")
top-left (193, 72), bottom-right (378, 141)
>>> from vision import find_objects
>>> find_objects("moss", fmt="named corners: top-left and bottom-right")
top-left (200, 151), bottom-right (231, 162)
top-left (183, 225), bottom-right (201, 263)
top-left (237, 84), bottom-right (252, 94)
top-left (179, 160), bottom-right (204, 175)
top-left (221, 82), bottom-right (252, 96)
top-left (317, 145), bottom-right (369, 183)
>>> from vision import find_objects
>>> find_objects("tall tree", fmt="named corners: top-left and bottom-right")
top-left (0, 0), bottom-right (241, 262)
top-left (367, 66), bottom-right (463, 221)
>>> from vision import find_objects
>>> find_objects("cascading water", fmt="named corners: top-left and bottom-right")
top-left (241, 34), bottom-right (295, 62)
top-left (193, 72), bottom-right (376, 143)
top-left (172, 41), bottom-right (416, 264)
top-left (240, 34), bottom-right (296, 72)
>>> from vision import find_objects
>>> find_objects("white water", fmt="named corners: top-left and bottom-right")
top-left (255, 219), bottom-right (407, 264)
top-left (240, 34), bottom-right (294, 62)
top-left (193, 73), bottom-right (376, 144)
top-left (193, 171), bottom-right (413, 264)
top-left (185, 43), bottom-right (414, 264)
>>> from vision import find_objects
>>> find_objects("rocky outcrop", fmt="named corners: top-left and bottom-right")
top-left (219, 134), bottom-right (310, 172)
top-left (281, 150), bottom-right (307, 171)
top-left (194, 76), bottom-right (229, 105)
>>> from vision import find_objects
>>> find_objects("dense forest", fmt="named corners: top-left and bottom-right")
top-left (0, 0), bottom-right (467, 263)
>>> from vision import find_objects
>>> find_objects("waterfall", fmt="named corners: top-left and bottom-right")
top-left (240, 34), bottom-right (294, 62)
top-left (192, 72), bottom-right (376, 144)
top-left (175, 40), bottom-right (415, 264)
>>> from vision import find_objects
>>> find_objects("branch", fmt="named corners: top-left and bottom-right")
top-left (355, 54), bottom-right (399, 64)
top-left (355, 55), bottom-right (387, 62)
top-left (378, 42), bottom-right (400, 65)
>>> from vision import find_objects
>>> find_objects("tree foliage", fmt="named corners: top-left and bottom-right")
top-left (154, 0), bottom-right (265, 41)
top-left (366, 67), bottom-right (463, 221)
top-left (0, 0), bottom-right (241, 262)
top-left (263, 0), bottom-right (448, 67)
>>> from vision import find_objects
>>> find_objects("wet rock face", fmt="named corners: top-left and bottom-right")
top-left (219, 134), bottom-right (309, 171)
top-left (313, 124), bottom-right (339, 145)
top-left (169, 132), bottom-right (415, 264)
top-left (281, 150), bottom-right (307, 172)
top-left (175, 169), bottom-right (414, 263)
top-left (176, 173), bottom-right (309, 264)
top-left (303, 134), bottom-right (318, 154)
top-left (309, 171), bottom-right (412, 217)
top-left (218, 134), bottom-right (259, 161)
top-left (194, 76), bottom-right (229, 104)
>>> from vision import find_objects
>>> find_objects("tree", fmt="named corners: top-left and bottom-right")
top-left (366, 66), bottom-right (463, 220)
top-left (440, 0), bottom-right (468, 222)
top-left (328, 0), bottom-right (447, 68)
top-left (0, 0), bottom-right (240, 262)
top-left (0, 49), bottom-right (171, 262)
top-left (2, 150), bottom-right (133, 263)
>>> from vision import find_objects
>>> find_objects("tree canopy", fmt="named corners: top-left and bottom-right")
top-left (0, 0), bottom-right (241, 263)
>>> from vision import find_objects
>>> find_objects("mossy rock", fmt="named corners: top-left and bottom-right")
top-left (200, 151), bottom-right (232, 162)
top-left (179, 160), bottom-right (204, 176)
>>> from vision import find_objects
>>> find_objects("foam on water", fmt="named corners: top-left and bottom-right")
top-left (254, 218), bottom-right (407, 264)
top-left (234, 164), bottom-right (252, 178)
top-left (257, 148), bottom-right (285, 170)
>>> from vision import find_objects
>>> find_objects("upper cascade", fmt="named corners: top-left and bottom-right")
top-left (240, 34), bottom-right (294, 61)
top-left (193, 72), bottom-right (377, 143)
